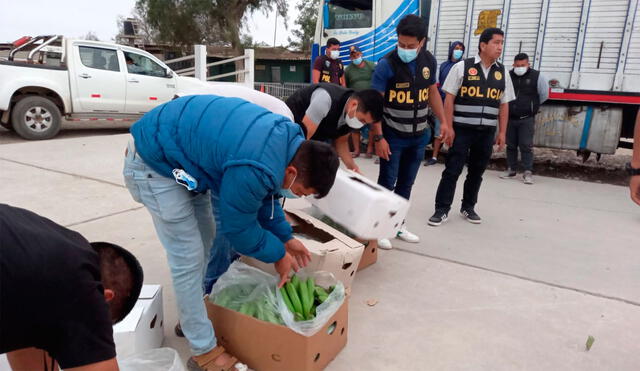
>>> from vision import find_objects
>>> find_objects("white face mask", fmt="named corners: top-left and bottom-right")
top-left (514, 66), bottom-right (528, 76)
top-left (345, 105), bottom-right (365, 129)
top-left (330, 50), bottom-right (340, 60)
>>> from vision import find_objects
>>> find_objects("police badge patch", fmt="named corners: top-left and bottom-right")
top-left (422, 67), bottom-right (430, 80)
top-left (494, 71), bottom-right (503, 80)
top-left (325, 60), bottom-right (331, 68)
top-left (468, 67), bottom-right (478, 76)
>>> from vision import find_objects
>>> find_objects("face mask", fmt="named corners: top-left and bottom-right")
top-left (514, 66), bottom-right (528, 76)
top-left (280, 173), bottom-right (300, 199)
top-left (345, 106), bottom-right (365, 129)
top-left (330, 50), bottom-right (340, 60)
top-left (453, 49), bottom-right (463, 60)
top-left (352, 57), bottom-right (363, 65)
top-left (397, 46), bottom-right (418, 63)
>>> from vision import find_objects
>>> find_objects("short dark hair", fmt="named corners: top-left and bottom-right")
top-left (396, 14), bottom-right (427, 41)
top-left (514, 53), bottom-right (529, 62)
top-left (478, 28), bottom-right (504, 52)
top-left (352, 89), bottom-right (384, 122)
top-left (91, 242), bottom-right (144, 323)
top-left (290, 141), bottom-right (339, 198)
top-left (326, 38), bottom-right (340, 48)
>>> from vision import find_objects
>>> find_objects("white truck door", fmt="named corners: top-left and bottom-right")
top-left (72, 45), bottom-right (126, 112)
top-left (123, 51), bottom-right (177, 114)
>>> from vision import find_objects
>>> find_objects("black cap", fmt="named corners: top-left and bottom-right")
top-left (90, 242), bottom-right (144, 323)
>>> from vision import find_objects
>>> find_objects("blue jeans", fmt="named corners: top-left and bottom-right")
top-left (123, 139), bottom-right (216, 356)
top-left (203, 192), bottom-right (240, 294)
top-left (377, 127), bottom-right (431, 200)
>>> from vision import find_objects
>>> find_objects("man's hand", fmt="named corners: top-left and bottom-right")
top-left (440, 124), bottom-right (455, 147)
top-left (495, 132), bottom-right (506, 151)
top-left (631, 175), bottom-right (640, 206)
top-left (274, 252), bottom-right (300, 288)
top-left (285, 238), bottom-right (311, 268)
top-left (375, 138), bottom-right (392, 161)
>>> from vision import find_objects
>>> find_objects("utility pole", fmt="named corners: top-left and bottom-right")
top-left (273, 10), bottom-right (278, 47)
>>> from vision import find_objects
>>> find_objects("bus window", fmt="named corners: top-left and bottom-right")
top-left (326, 0), bottom-right (372, 29)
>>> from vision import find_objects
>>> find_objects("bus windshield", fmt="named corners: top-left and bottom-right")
top-left (326, 0), bottom-right (372, 29)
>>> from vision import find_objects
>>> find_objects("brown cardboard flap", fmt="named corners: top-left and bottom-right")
top-left (206, 296), bottom-right (348, 371)
top-left (286, 209), bottom-right (363, 249)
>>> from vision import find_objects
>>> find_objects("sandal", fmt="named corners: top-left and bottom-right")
top-left (351, 152), bottom-right (360, 158)
top-left (187, 346), bottom-right (240, 371)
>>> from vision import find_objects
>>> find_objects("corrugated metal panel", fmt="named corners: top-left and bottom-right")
top-left (466, 0), bottom-right (506, 57)
top-left (540, 0), bottom-right (583, 73)
top-left (625, 1), bottom-right (640, 73)
top-left (503, 0), bottom-right (543, 65)
top-left (433, 0), bottom-right (469, 67)
top-left (580, 0), bottom-right (629, 73)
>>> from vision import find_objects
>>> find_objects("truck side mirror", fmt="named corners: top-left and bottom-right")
top-left (165, 68), bottom-right (173, 78)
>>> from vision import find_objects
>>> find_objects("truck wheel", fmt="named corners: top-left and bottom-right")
top-left (11, 96), bottom-right (62, 140)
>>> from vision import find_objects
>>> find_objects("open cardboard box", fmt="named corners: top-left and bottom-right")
top-left (309, 168), bottom-right (410, 240)
top-left (242, 208), bottom-right (364, 292)
top-left (113, 284), bottom-right (164, 359)
top-left (357, 240), bottom-right (378, 271)
top-left (206, 295), bottom-right (348, 371)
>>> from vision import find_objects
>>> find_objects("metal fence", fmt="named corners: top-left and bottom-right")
top-left (255, 82), bottom-right (310, 101)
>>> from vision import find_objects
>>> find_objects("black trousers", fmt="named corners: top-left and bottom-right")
top-left (434, 125), bottom-right (496, 212)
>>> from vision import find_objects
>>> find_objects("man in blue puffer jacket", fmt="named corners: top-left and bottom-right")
top-left (123, 95), bottom-right (339, 371)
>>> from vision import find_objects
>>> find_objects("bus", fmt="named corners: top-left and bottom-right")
top-left (313, 0), bottom-right (640, 156)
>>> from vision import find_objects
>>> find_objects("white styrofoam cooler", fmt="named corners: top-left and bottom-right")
top-left (113, 284), bottom-right (164, 359)
top-left (309, 169), bottom-right (410, 239)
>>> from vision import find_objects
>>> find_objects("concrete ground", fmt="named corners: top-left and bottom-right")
top-left (1, 133), bottom-right (639, 371)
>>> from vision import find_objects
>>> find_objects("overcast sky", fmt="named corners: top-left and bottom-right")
top-left (0, 0), bottom-right (300, 47)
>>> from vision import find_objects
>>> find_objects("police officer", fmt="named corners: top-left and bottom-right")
top-left (429, 28), bottom-right (515, 226)
top-left (370, 14), bottom-right (446, 249)
top-left (286, 83), bottom-right (383, 173)
top-left (312, 38), bottom-right (346, 86)
top-left (500, 52), bottom-right (549, 184)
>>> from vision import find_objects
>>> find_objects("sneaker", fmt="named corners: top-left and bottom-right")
top-left (396, 226), bottom-right (420, 243)
top-left (523, 171), bottom-right (534, 184)
top-left (428, 211), bottom-right (448, 226)
top-left (424, 157), bottom-right (437, 166)
top-left (500, 169), bottom-right (517, 179)
top-left (378, 238), bottom-right (392, 250)
top-left (460, 209), bottom-right (482, 224)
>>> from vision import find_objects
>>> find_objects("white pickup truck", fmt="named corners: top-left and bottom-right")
top-left (0, 35), bottom-right (210, 139)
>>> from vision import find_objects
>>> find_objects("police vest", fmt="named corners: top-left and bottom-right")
top-left (318, 55), bottom-right (344, 84)
top-left (509, 68), bottom-right (541, 119)
top-left (285, 83), bottom-right (354, 140)
top-left (383, 49), bottom-right (434, 137)
top-left (453, 58), bottom-right (506, 128)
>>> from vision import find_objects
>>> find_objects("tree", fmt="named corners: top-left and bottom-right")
top-left (287, 0), bottom-right (319, 52)
top-left (137, 0), bottom-right (287, 51)
top-left (82, 31), bottom-right (100, 41)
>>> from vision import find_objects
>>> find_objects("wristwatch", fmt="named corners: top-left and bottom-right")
top-left (373, 134), bottom-right (384, 142)
top-left (626, 162), bottom-right (640, 176)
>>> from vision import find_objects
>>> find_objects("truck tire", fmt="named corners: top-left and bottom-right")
top-left (11, 96), bottom-right (62, 140)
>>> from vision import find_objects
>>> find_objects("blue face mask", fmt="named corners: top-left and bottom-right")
top-left (453, 49), bottom-right (463, 60)
top-left (352, 57), bottom-right (363, 65)
top-left (280, 174), bottom-right (300, 199)
top-left (397, 46), bottom-right (418, 63)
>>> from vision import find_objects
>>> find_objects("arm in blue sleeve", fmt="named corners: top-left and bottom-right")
top-left (371, 59), bottom-right (392, 93)
top-left (218, 166), bottom-right (286, 263)
top-left (257, 197), bottom-right (293, 244)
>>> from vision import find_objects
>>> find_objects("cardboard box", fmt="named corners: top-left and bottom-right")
top-left (309, 169), bottom-right (410, 239)
top-left (113, 284), bottom-right (164, 359)
top-left (357, 240), bottom-right (378, 271)
top-left (242, 208), bottom-right (364, 292)
top-left (206, 296), bottom-right (349, 371)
